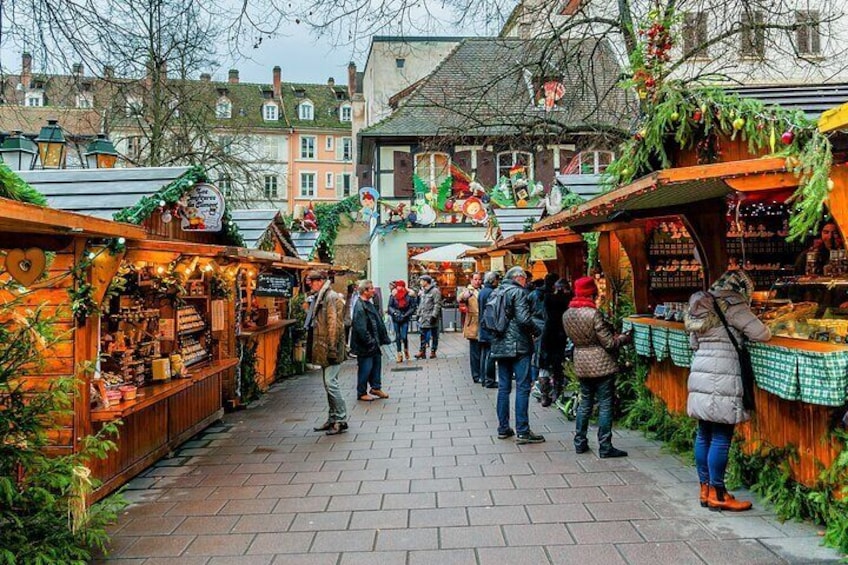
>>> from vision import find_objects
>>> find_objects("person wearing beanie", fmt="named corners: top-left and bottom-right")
top-left (387, 280), bottom-right (415, 362)
top-left (490, 266), bottom-right (546, 444)
top-left (562, 276), bottom-right (632, 457)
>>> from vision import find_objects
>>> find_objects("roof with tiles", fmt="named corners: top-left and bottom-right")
top-left (361, 37), bottom-right (633, 139)
top-left (280, 81), bottom-right (352, 131)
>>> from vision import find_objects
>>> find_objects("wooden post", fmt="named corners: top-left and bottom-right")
top-left (611, 227), bottom-right (650, 313)
top-left (680, 198), bottom-right (728, 287)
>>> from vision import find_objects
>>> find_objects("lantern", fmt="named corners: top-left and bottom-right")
top-left (0, 131), bottom-right (37, 171)
top-left (84, 133), bottom-right (118, 169)
top-left (35, 119), bottom-right (67, 169)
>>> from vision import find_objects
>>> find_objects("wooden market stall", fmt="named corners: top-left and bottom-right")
top-left (536, 148), bottom-right (848, 486)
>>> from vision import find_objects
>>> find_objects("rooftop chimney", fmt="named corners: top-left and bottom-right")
top-left (328, 77), bottom-right (335, 87)
top-left (72, 63), bottom-right (83, 77)
top-left (21, 53), bottom-right (32, 88)
top-left (200, 72), bottom-right (211, 82)
top-left (347, 62), bottom-right (357, 97)
top-left (228, 69), bottom-right (239, 84)
top-left (272, 66), bottom-right (281, 98)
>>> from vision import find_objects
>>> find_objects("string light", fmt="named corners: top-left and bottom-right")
top-left (157, 266), bottom-right (165, 274)
top-left (88, 251), bottom-right (96, 260)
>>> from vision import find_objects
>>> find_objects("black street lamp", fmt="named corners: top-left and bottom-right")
top-left (85, 133), bottom-right (119, 169)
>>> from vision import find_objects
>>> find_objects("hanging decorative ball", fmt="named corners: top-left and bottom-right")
top-left (159, 200), bottom-right (167, 207)
top-left (827, 178), bottom-right (835, 191)
top-left (161, 210), bottom-right (173, 223)
top-left (732, 118), bottom-right (745, 131)
top-left (445, 200), bottom-right (454, 211)
top-left (692, 110), bottom-right (703, 122)
top-left (781, 130), bottom-right (795, 145)
top-left (669, 111), bottom-right (680, 122)
top-left (645, 77), bottom-right (655, 88)
top-left (621, 167), bottom-right (632, 177)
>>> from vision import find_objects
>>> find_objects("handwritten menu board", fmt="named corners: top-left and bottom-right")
top-left (255, 273), bottom-right (294, 298)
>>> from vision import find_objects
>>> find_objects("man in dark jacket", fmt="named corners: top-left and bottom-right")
top-left (490, 267), bottom-right (545, 444)
top-left (415, 275), bottom-right (442, 359)
top-left (527, 279), bottom-right (547, 384)
top-left (477, 271), bottom-right (500, 388)
top-left (351, 280), bottom-right (391, 402)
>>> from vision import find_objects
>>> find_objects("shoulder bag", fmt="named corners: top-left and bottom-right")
top-left (710, 294), bottom-right (757, 410)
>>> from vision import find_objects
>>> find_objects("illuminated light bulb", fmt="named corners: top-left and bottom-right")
top-left (159, 200), bottom-right (166, 207)
top-left (157, 266), bottom-right (165, 274)
top-left (204, 264), bottom-right (213, 272)
top-left (161, 210), bottom-right (173, 223)
top-left (88, 251), bottom-right (96, 260)
top-left (117, 237), bottom-right (126, 245)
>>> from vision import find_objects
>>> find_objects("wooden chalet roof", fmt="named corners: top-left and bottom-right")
top-left (0, 197), bottom-right (146, 239)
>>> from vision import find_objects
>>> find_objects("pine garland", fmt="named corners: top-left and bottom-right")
top-left (603, 84), bottom-right (834, 241)
top-left (0, 162), bottom-right (47, 206)
top-left (310, 196), bottom-right (360, 261)
top-left (112, 165), bottom-right (245, 247)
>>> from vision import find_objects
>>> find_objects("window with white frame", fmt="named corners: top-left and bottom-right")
top-left (326, 136), bottom-right (334, 151)
top-left (263, 136), bottom-right (283, 161)
top-left (125, 136), bottom-right (142, 161)
top-left (263, 102), bottom-right (278, 121)
top-left (341, 173), bottom-right (353, 197)
top-left (216, 98), bottom-right (232, 119)
top-left (263, 175), bottom-right (279, 199)
top-left (300, 136), bottom-right (316, 159)
top-left (415, 152), bottom-right (451, 187)
top-left (326, 172), bottom-right (334, 188)
top-left (76, 93), bottom-right (93, 109)
top-left (577, 150), bottom-right (614, 174)
top-left (25, 91), bottom-right (44, 107)
top-left (218, 176), bottom-right (233, 198)
top-left (300, 172), bottom-right (316, 197)
top-left (126, 96), bottom-right (143, 117)
top-left (340, 103), bottom-right (352, 122)
top-left (796, 11), bottom-right (821, 55)
top-left (299, 100), bottom-right (314, 120)
top-left (341, 137), bottom-right (353, 161)
top-left (497, 151), bottom-right (534, 180)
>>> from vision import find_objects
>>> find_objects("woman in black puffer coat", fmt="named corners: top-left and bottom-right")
top-left (538, 276), bottom-right (571, 406)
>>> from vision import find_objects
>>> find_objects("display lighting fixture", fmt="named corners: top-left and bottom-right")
top-left (84, 133), bottom-right (119, 168)
top-left (35, 119), bottom-right (67, 169)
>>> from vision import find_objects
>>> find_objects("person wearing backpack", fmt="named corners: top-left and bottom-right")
top-left (490, 267), bottom-right (545, 444)
top-left (477, 271), bottom-right (500, 389)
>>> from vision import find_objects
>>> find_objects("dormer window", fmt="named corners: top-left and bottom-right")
top-left (25, 91), bottom-right (44, 107)
top-left (340, 103), bottom-right (352, 122)
top-left (216, 97), bottom-right (232, 119)
top-left (263, 102), bottom-right (279, 121)
top-left (126, 96), bottom-right (143, 117)
top-left (299, 100), bottom-right (314, 120)
top-left (76, 93), bottom-right (93, 109)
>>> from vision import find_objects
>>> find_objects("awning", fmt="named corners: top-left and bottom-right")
top-left (410, 243), bottom-right (478, 263)
top-left (536, 157), bottom-right (795, 230)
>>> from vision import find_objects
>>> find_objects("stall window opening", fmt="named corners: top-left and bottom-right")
top-left (415, 152), bottom-right (451, 187)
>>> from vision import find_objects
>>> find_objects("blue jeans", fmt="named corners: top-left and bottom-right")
top-left (496, 355), bottom-right (532, 435)
top-left (394, 321), bottom-right (409, 353)
top-left (357, 354), bottom-right (382, 396)
top-left (469, 339), bottom-right (481, 381)
top-left (575, 375), bottom-right (615, 454)
top-left (479, 342), bottom-right (495, 386)
top-left (420, 327), bottom-right (439, 352)
top-left (694, 420), bottom-right (735, 487)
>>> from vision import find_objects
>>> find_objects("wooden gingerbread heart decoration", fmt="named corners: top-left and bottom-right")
top-left (4, 248), bottom-right (47, 287)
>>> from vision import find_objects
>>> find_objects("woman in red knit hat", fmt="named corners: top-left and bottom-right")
top-left (387, 280), bottom-right (415, 362)
top-left (562, 276), bottom-right (632, 457)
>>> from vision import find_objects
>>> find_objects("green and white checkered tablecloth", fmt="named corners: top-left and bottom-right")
top-left (652, 325), bottom-right (670, 361)
top-left (796, 350), bottom-right (848, 406)
top-left (632, 323), bottom-right (652, 357)
top-left (749, 343), bottom-right (800, 401)
top-left (622, 320), bottom-right (634, 333)
top-left (667, 328), bottom-right (693, 368)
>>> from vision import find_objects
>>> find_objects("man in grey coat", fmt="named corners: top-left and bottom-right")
top-left (490, 267), bottom-right (545, 444)
top-left (415, 275), bottom-right (442, 359)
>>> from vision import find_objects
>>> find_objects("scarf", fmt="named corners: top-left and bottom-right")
top-left (304, 280), bottom-right (331, 329)
top-left (569, 296), bottom-right (597, 309)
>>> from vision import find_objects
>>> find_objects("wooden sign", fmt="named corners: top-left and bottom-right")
top-left (4, 247), bottom-right (46, 286)
top-left (255, 273), bottom-right (294, 298)
top-left (530, 240), bottom-right (557, 262)
top-left (490, 255), bottom-right (505, 273)
top-left (211, 300), bottom-right (225, 332)
top-left (179, 183), bottom-right (224, 232)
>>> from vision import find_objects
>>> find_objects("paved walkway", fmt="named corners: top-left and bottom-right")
top-left (98, 334), bottom-right (843, 564)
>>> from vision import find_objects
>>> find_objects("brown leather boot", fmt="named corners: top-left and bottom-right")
top-left (414, 348), bottom-right (427, 360)
top-left (708, 485), bottom-right (752, 512)
top-left (699, 483), bottom-right (710, 508)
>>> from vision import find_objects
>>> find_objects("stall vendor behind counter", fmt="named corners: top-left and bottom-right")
top-left (794, 221), bottom-right (845, 275)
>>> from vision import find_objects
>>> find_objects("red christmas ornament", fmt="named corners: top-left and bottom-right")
top-left (693, 110), bottom-right (703, 122)
top-left (781, 130), bottom-right (795, 145)
top-left (445, 199), bottom-right (454, 211)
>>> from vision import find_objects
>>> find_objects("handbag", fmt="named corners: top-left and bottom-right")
top-left (710, 294), bottom-right (756, 410)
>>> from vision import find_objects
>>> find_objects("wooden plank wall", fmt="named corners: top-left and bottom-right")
top-left (255, 329), bottom-right (284, 390)
top-left (2, 240), bottom-right (80, 455)
top-left (144, 211), bottom-right (226, 245)
top-left (644, 360), bottom-right (840, 487)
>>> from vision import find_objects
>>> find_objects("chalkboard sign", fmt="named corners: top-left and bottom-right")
top-left (255, 273), bottom-right (294, 298)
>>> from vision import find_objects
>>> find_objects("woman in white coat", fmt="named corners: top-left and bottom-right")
top-left (685, 270), bottom-right (770, 512)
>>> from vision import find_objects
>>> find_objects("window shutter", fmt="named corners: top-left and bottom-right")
top-left (796, 12), bottom-right (809, 54)
top-left (683, 13), bottom-right (696, 53)
top-left (335, 138), bottom-right (343, 161)
top-left (335, 172), bottom-right (344, 198)
top-left (453, 150), bottom-right (472, 176)
top-left (476, 150), bottom-right (497, 188)
top-left (810, 11), bottom-right (821, 54)
top-left (534, 149), bottom-right (555, 189)
top-left (393, 151), bottom-right (414, 197)
top-left (697, 12), bottom-right (708, 56)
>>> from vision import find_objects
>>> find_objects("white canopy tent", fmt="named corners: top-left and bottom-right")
top-left (410, 243), bottom-right (478, 263)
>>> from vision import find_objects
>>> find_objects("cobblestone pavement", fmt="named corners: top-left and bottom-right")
top-left (97, 333), bottom-right (844, 564)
